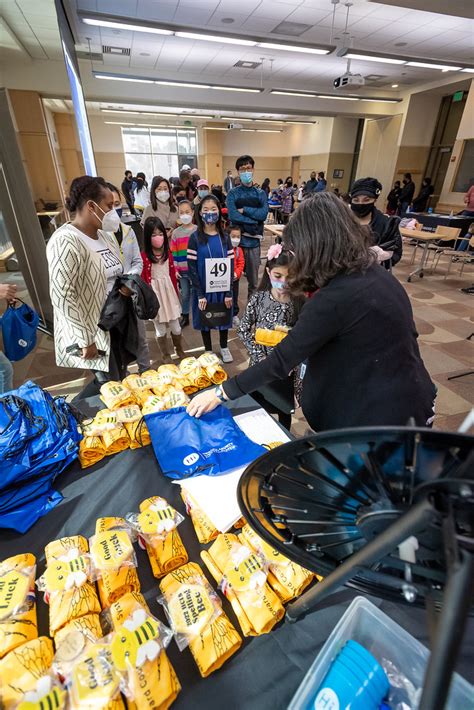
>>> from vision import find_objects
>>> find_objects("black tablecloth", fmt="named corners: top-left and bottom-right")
top-left (401, 212), bottom-right (473, 233)
top-left (1, 395), bottom-right (473, 709)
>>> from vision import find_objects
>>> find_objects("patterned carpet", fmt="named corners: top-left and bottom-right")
top-left (3, 232), bottom-right (473, 436)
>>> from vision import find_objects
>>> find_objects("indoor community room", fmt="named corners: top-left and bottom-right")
top-left (0, 0), bottom-right (473, 708)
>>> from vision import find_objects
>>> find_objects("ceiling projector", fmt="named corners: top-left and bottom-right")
top-left (333, 73), bottom-right (365, 89)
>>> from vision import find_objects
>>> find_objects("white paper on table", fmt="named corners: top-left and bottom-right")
top-left (176, 408), bottom-right (291, 533)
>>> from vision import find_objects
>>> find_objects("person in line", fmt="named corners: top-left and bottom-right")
top-left (261, 178), bottom-right (271, 196)
top-left (276, 178), bottom-right (284, 191)
top-left (226, 155), bottom-right (268, 298)
top-left (141, 216), bottom-right (184, 363)
top-left (398, 173), bottom-right (415, 214)
top-left (187, 194), bottom-right (234, 363)
top-left (171, 199), bottom-right (195, 328)
top-left (211, 184), bottom-right (226, 207)
top-left (237, 244), bottom-right (302, 430)
top-left (386, 180), bottom-right (401, 215)
top-left (303, 172), bottom-right (318, 195)
top-left (121, 170), bottom-right (136, 216)
top-left (350, 177), bottom-right (403, 269)
top-left (187, 192), bottom-right (436, 431)
top-left (107, 183), bottom-right (150, 373)
top-left (461, 183), bottom-right (474, 217)
top-left (224, 170), bottom-right (235, 194)
top-left (176, 169), bottom-right (195, 202)
top-left (46, 176), bottom-right (124, 386)
top-left (314, 171), bottom-right (327, 192)
top-left (141, 176), bottom-right (178, 232)
top-left (173, 185), bottom-right (187, 203)
top-left (412, 177), bottom-right (434, 213)
top-left (281, 176), bottom-right (296, 224)
top-left (229, 224), bottom-right (245, 328)
top-left (297, 182), bottom-right (306, 202)
top-left (133, 172), bottom-right (149, 213)
top-left (0, 282), bottom-right (17, 393)
top-left (193, 179), bottom-right (210, 208)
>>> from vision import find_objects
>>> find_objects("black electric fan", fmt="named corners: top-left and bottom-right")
top-left (238, 426), bottom-right (474, 710)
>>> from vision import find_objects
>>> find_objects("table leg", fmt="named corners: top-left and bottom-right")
top-left (407, 240), bottom-right (429, 282)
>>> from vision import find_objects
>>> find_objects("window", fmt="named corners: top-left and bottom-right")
top-left (453, 139), bottom-right (474, 193)
top-left (121, 127), bottom-right (197, 179)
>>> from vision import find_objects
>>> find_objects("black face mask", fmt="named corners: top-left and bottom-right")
top-left (351, 202), bottom-right (374, 218)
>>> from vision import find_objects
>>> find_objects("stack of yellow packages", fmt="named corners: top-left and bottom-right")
top-left (127, 497), bottom-right (188, 579)
top-left (197, 352), bottom-right (227, 384)
top-left (0, 553), bottom-right (38, 659)
top-left (159, 562), bottom-right (242, 678)
top-left (201, 533), bottom-right (285, 637)
top-left (90, 518), bottom-right (141, 608)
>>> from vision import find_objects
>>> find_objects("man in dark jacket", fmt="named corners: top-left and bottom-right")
top-left (121, 170), bottom-right (136, 215)
top-left (412, 177), bottom-right (434, 212)
top-left (303, 171), bottom-right (318, 195)
top-left (315, 171), bottom-right (327, 192)
top-left (350, 177), bottom-right (402, 268)
top-left (398, 173), bottom-right (415, 214)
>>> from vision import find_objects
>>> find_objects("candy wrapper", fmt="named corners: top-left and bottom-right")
top-left (197, 352), bottom-right (227, 385)
top-left (240, 524), bottom-right (317, 603)
top-left (0, 636), bottom-right (54, 708)
top-left (201, 534), bottom-right (285, 636)
top-left (180, 489), bottom-right (218, 545)
top-left (100, 382), bottom-right (136, 410)
top-left (178, 358), bottom-right (211, 389)
top-left (159, 562), bottom-right (241, 677)
top-left (89, 519), bottom-right (140, 607)
top-left (255, 326), bottom-right (289, 348)
top-left (0, 553), bottom-right (38, 659)
top-left (128, 498), bottom-right (188, 579)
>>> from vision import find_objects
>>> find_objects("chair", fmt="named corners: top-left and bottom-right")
top-left (425, 225), bottom-right (461, 271)
top-left (432, 235), bottom-right (474, 279)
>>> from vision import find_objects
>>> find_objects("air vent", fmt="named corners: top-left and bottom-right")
top-left (102, 45), bottom-right (131, 56)
top-left (76, 50), bottom-right (103, 61)
top-left (364, 74), bottom-right (388, 85)
top-left (271, 21), bottom-right (313, 37)
top-left (234, 60), bottom-right (261, 69)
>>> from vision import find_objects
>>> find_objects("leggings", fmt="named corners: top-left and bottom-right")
top-left (154, 318), bottom-right (181, 337)
top-left (201, 329), bottom-right (228, 351)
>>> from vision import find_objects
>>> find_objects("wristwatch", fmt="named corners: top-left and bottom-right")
top-left (215, 385), bottom-right (227, 402)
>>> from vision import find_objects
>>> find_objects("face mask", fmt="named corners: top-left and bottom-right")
top-left (93, 203), bottom-right (121, 232)
top-left (198, 189), bottom-right (209, 199)
top-left (137, 179), bottom-right (144, 186)
top-left (151, 234), bottom-right (164, 248)
top-left (156, 190), bottom-right (170, 202)
top-left (239, 171), bottom-right (253, 185)
top-left (271, 280), bottom-right (286, 290)
top-left (351, 202), bottom-right (374, 218)
top-left (231, 238), bottom-right (240, 248)
top-left (180, 213), bottom-right (193, 225)
top-left (115, 207), bottom-right (123, 219)
top-left (202, 212), bottom-right (219, 225)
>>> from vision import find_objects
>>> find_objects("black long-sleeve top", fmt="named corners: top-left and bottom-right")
top-left (399, 180), bottom-right (415, 205)
top-left (223, 265), bottom-right (436, 432)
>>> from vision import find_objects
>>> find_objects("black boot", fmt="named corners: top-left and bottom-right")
top-left (179, 313), bottom-right (190, 328)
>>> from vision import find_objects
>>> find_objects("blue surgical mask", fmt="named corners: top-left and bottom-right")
top-left (116, 207), bottom-right (123, 219)
top-left (198, 189), bottom-right (210, 199)
top-left (271, 280), bottom-right (286, 290)
top-left (202, 212), bottom-right (219, 224)
top-left (240, 171), bottom-right (253, 185)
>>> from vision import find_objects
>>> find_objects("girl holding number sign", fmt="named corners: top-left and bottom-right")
top-left (187, 195), bottom-right (234, 363)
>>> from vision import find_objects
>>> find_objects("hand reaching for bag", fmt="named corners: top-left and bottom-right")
top-left (187, 388), bottom-right (221, 418)
top-left (0, 283), bottom-right (17, 303)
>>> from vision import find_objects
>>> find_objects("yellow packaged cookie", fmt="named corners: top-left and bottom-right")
top-left (0, 636), bottom-right (54, 708)
top-left (201, 534), bottom-right (285, 636)
top-left (15, 675), bottom-right (67, 710)
top-left (0, 553), bottom-right (38, 659)
top-left (180, 489), bottom-right (218, 545)
top-left (160, 562), bottom-right (241, 678)
top-left (100, 381), bottom-right (136, 410)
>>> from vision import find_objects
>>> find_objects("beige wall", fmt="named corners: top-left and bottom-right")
top-left (357, 114), bottom-right (404, 206)
top-left (88, 115), bottom-right (125, 187)
top-left (53, 112), bottom-right (84, 193)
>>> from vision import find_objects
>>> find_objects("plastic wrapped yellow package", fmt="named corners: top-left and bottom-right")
top-left (102, 425), bottom-right (130, 456)
top-left (136, 498), bottom-right (188, 578)
top-left (109, 592), bottom-right (150, 630)
top-left (239, 524), bottom-right (317, 603)
top-left (0, 636), bottom-right (54, 708)
top-left (89, 525), bottom-right (140, 607)
top-left (161, 389), bottom-right (189, 410)
top-left (54, 613), bottom-right (103, 647)
top-left (201, 534), bottom-right (285, 636)
top-left (180, 489), bottom-right (218, 545)
top-left (255, 326), bottom-right (289, 348)
top-left (79, 435), bottom-right (106, 468)
top-left (100, 381), bottom-right (136, 410)
top-left (45, 535), bottom-right (89, 564)
top-left (68, 641), bottom-right (124, 710)
top-left (160, 562), bottom-right (241, 678)
top-left (197, 352), bottom-right (227, 384)
top-left (122, 375), bottom-right (153, 407)
top-left (0, 553), bottom-right (37, 659)
top-left (179, 358), bottom-right (211, 389)
top-left (142, 395), bottom-right (166, 416)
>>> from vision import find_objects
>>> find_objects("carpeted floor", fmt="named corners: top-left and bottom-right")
top-left (4, 231), bottom-right (473, 436)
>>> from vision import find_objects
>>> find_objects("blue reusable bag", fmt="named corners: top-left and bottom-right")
top-left (145, 405), bottom-right (266, 479)
top-left (1, 300), bottom-right (39, 361)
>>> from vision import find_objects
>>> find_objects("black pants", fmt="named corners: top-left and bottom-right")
top-left (232, 279), bottom-right (240, 316)
top-left (201, 330), bottom-right (228, 351)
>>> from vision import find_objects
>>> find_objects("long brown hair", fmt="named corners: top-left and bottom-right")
top-left (284, 192), bottom-right (374, 293)
top-left (150, 175), bottom-right (177, 212)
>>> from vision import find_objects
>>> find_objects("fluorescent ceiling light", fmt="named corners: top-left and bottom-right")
top-left (360, 98), bottom-right (399, 103)
top-left (95, 74), bottom-right (154, 84)
top-left (346, 53), bottom-right (405, 65)
top-left (256, 129), bottom-right (282, 133)
top-left (271, 90), bottom-right (318, 97)
top-left (105, 121), bottom-right (137, 125)
top-left (203, 126), bottom-right (228, 130)
top-left (258, 42), bottom-right (328, 55)
top-left (285, 120), bottom-right (315, 125)
top-left (210, 85), bottom-right (261, 93)
top-left (406, 61), bottom-right (461, 70)
top-left (82, 18), bottom-right (173, 34)
top-left (317, 95), bottom-right (359, 101)
top-left (176, 31), bottom-right (256, 46)
top-left (101, 108), bottom-right (214, 118)
top-left (155, 80), bottom-right (211, 88)
top-left (461, 68), bottom-right (474, 73)
top-left (240, 129), bottom-right (255, 132)
top-left (220, 117), bottom-right (253, 122)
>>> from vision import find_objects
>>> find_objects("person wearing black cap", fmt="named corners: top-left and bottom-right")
top-left (350, 177), bottom-right (402, 268)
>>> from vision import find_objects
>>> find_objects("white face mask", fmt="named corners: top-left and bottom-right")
top-left (231, 238), bottom-right (240, 248)
top-left (180, 213), bottom-right (193, 225)
top-left (156, 190), bottom-right (170, 202)
top-left (93, 203), bottom-right (121, 232)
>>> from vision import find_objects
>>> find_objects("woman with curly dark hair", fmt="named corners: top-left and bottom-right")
top-left (187, 192), bottom-right (436, 431)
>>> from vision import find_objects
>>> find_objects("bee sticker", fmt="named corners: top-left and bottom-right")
top-left (111, 609), bottom-right (161, 671)
top-left (137, 501), bottom-right (178, 537)
top-left (90, 530), bottom-right (134, 570)
top-left (0, 569), bottom-right (30, 620)
top-left (17, 677), bottom-right (66, 710)
top-left (43, 555), bottom-right (89, 592)
top-left (223, 547), bottom-right (267, 592)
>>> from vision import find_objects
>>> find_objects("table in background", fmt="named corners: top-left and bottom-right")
top-left (402, 212), bottom-right (473, 234)
top-left (1, 393), bottom-right (472, 709)
top-left (265, 224), bottom-right (284, 242)
top-left (400, 227), bottom-right (442, 282)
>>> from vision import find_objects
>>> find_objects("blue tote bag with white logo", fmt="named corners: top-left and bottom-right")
top-left (145, 405), bottom-right (266, 479)
top-left (1, 300), bottom-right (39, 361)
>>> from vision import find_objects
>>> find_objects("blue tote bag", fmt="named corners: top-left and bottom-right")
top-left (145, 405), bottom-right (266, 479)
top-left (1, 300), bottom-right (39, 361)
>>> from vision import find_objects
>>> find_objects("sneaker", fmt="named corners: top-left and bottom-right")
top-left (232, 316), bottom-right (240, 328)
top-left (220, 347), bottom-right (233, 364)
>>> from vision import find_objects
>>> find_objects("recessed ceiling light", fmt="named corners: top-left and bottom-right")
top-left (221, 18), bottom-right (235, 23)
top-left (391, 84), bottom-right (399, 88)
top-left (139, 52), bottom-right (150, 56)
top-left (203, 126), bottom-right (228, 130)
top-left (395, 42), bottom-right (407, 47)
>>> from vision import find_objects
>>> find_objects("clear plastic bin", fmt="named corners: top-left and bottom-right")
top-left (288, 596), bottom-right (473, 710)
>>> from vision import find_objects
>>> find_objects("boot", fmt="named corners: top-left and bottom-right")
top-left (157, 335), bottom-right (172, 364)
top-left (179, 313), bottom-right (190, 328)
top-left (171, 332), bottom-right (186, 359)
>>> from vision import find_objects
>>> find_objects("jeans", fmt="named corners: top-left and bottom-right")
top-left (242, 245), bottom-right (261, 298)
top-left (0, 351), bottom-right (13, 394)
top-left (179, 273), bottom-right (191, 315)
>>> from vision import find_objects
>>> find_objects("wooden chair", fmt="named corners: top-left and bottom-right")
top-left (432, 235), bottom-right (474, 279)
top-left (426, 225), bottom-right (462, 271)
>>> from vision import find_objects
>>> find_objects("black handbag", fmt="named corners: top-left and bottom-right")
top-left (199, 302), bottom-right (232, 329)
